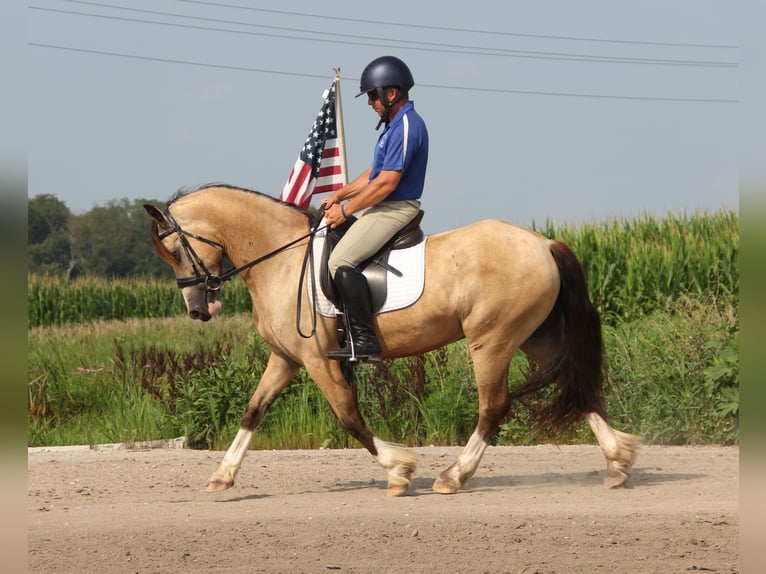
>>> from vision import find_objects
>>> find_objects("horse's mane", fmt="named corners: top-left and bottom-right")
top-left (167, 183), bottom-right (314, 220)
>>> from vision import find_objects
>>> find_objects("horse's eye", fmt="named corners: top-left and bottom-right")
top-left (170, 249), bottom-right (181, 262)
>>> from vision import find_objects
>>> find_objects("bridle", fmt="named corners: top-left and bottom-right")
top-left (158, 208), bottom-right (327, 336)
top-left (158, 210), bottom-right (228, 291)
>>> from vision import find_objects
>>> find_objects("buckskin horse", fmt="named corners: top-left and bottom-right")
top-left (145, 183), bottom-right (639, 496)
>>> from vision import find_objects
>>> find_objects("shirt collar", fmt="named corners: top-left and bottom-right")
top-left (385, 101), bottom-right (415, 129)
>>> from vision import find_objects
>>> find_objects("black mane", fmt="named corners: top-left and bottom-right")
top-left (167, 183), bottom-right (314, 220)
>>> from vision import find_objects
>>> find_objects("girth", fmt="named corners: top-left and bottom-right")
top-left (319, 210), bottom-right (425, 312)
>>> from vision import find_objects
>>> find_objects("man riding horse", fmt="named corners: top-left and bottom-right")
top-left (144, 57), bottom-right (639, 497)
top-left (321, 55), bottom-right (429, 363)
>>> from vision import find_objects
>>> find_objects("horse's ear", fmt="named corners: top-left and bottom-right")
top-left (144, 204), bottom-right (171, 231)
top-left (144, 204), bottom-right (177, 265)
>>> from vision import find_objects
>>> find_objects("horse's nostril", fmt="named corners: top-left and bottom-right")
top-left (189, 310), bottom-right (200, 320)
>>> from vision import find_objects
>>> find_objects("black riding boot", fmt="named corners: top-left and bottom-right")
top-left (327, 266), bottom-right (382, 363)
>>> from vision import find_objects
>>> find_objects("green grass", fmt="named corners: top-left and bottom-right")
top-left (601, 296), bottom-right (739, 443)
top-left (28, 298), bottom-right (738, 449)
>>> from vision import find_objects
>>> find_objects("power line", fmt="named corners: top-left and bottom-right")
top-left (28, 41), bottom-right (739, 104)
top-left (177, 0), bottom-right (738, 50)
top-left (29, 41), bottom-right (332, 79)
top-left (31, 1), bottom-right (738, 68)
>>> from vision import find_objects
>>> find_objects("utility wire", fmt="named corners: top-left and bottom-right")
top-left (28, 42), bottom-right (739, 103)
top-left (31, 2), bottom-right (738, 68)
top-left (177, 0), bottom-right (738, 50)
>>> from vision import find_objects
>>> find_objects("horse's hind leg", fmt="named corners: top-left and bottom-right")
top-left (432, 430), bottom-right (496, 494)
top-left (307, 361), bottom-right (418, 497)
top-left (586, 412), bottom-right (641, 488)
top-left (433, 350), bottom-right (512, 494)
top-left (207, 352), bottom-right (299, 492)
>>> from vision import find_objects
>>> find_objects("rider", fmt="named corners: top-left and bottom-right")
top-left (322, 55), bottom-right (429, 362)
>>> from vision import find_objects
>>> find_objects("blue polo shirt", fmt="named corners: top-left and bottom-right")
top-left (369, 101), bottom-right (429, 201)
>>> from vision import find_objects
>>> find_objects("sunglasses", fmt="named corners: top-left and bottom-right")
top-left (366, 90), bottom-right (380, 101)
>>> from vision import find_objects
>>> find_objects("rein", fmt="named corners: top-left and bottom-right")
top-left (159, 208), bottom-right (327, 336)
top-left (295, 213), bottom-right (326, 339)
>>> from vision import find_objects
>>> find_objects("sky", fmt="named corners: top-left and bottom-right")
top-left (24, 0), bottom-right (746, 234)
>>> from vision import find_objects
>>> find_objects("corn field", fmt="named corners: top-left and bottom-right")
top-left (28, 210), bottom-right (738, 327)
top-left (27, 274), bottom-right (253, 327)
top-left (535, 209), bottom-right (738, 322)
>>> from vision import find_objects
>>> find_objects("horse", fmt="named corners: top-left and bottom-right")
top-left (145, 183), bottom-right (639, 496)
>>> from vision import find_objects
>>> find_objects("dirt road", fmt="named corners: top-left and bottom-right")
top-left (28, 444), bottom-right (738, 573)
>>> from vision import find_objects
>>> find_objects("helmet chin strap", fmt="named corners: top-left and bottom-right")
top-left (374, 87), bottom-right (405, 130)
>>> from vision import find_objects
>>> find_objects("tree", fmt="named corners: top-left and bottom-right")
top-left (28, 194), bottom-right (72, 274)
top-left (69, 198), bottom-right (168, 277)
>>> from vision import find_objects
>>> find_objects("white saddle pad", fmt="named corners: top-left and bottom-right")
top-left (309, 223), bottom-right (427, 317)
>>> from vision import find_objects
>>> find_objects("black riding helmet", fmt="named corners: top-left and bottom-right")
top-left (356, 56), bottom-right (415, 129)
top-left (357, 55), bottom-right (415, 96)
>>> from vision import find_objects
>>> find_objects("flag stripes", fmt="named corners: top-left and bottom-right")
top-left (279, 78), bottom-right (346, 209)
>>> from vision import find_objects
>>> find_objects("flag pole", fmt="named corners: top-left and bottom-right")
top-left (333, 68), bottom-right (349, 186)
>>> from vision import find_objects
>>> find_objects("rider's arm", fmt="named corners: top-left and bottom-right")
top-left (341, 170), bottom-right (402, 217)
top-left (324, 168), bottom-right (372, 207)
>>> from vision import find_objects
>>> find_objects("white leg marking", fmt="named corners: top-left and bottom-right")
top-left (373, 436), bottom-right (418, 496)
top-left (586, 412), bottom-right (619, 458)
top-left (586, 412), bottom-right (640, 488)
top-left (433, 431), bottom-right (489, 494)
top-left (207, 428), bottom-right (252, 491)
top-left (456, 431), bottom-right (490, 477)
top-left (221, 427), bottom-right (252, 468)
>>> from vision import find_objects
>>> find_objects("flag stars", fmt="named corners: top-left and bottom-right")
top-left (281, 80), bottom-right (344, 208)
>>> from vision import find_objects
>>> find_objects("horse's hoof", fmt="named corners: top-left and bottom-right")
top-left (387, 484), bottom-right (410, 497)
top-left (604, 461), bottom-right (630, 488)
top-left (432, 475), bottom-right (460, 494)
top-left (206, 480), bottom-right (233, 492)
top-left (386, 475), bottom-right (412, 497)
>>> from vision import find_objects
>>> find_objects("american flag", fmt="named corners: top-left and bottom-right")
top-left (280, 79), bottom-right (346, 209)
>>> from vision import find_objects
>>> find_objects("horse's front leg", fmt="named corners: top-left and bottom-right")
top-left (207, 352), bottom-right (299, 492)
top-left (307, 360), bottom-right (418, 496)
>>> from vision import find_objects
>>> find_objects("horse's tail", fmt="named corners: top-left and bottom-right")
top-left (511, 240), bottom-right (606, 432)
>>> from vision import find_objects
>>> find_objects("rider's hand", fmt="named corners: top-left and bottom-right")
top-left (322, 196), bottom-right (339, 211)
top-left (324, 203), bottom-right (347, 228)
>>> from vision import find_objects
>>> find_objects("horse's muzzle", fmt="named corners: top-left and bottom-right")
top-left (187, 288), bottom-right (219, 322)
top-left (189, 307), bottom-right (212, 322)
